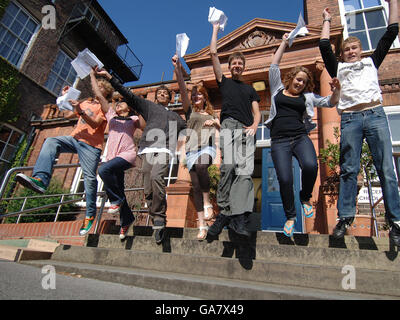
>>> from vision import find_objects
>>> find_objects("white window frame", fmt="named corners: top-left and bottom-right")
top-left (256, 111), bottom-right (271, 148)
top-left (338, 0), bottom-right (400, 52)
top-left (45, 49), bottom-right (78, 96)
top-left (0, 1), bottom-right (40, 68)
top-left (0, 122), bottom-right (25, 165)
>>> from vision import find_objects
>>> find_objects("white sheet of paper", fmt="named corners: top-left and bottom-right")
top-left (208, 7), bottom-right (228, 32)
top-left (71, 48), bottom-right (104, 79)
top-left (56, 87), bottom-right (81, 111)
top-left (288, 13), bottom-right (309, 47)
top-left (176, 33), bottom-right (190, 58)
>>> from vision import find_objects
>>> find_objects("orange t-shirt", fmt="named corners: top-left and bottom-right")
top-left (71, 99), bottom-right (107, 150)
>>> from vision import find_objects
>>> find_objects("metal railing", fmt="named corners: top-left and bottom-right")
top-left (0, 164), bottom-right (147, 234)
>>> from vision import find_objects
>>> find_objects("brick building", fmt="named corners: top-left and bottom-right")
top-left (0, 0), bottom-right (142, 187)
top-left (3, 0), bottom-right (400, 236)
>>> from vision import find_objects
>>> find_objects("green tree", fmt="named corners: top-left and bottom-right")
top-left (0, 57), bottom-right (20, 123)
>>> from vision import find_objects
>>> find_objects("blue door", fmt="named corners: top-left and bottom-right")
top-left (261, 148), bottom-right (303, 232)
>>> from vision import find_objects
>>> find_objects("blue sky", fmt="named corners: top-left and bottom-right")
top-left (97, 0), bottom-right (304, 86)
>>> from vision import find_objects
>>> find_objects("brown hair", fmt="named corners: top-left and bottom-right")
top-left (191, 85), bottom-right (214, 116)
top-left (97, 78), bottom-right (114, 101)
top-left (155, 84), bottom-right (172, 102)
top-left (228, 51), bottom-right (246, 67)
top-left (283, 66), bottom-right (315, 93)
top-left (341, 36), bottom-right (362, 55)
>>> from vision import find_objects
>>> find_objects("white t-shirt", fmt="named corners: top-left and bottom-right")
top-left (337, 57), bottom-right (382, 111)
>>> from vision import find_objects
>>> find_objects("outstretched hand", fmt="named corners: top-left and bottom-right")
top-left (94, 67), bottom-right (112, 80)
top-left (323, 7), bottom-right (332, 20)
top-left (282, 33), bottom-right (289, 44)
top-left (172, 54), bottom-right (180, 68)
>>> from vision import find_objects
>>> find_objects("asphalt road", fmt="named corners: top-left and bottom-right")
top-left (0, 259), bottom-right (196, 300)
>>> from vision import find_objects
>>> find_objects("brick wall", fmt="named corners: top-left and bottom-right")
top-left (0, 219), bottom-right (115, 246)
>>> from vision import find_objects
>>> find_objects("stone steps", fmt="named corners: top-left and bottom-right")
top-left (19, 227), bottom-right (400, 299)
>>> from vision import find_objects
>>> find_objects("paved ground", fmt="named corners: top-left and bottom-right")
top-left (0, 259), bottom-right (196, 300)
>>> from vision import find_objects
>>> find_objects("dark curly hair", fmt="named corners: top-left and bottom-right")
top-left (283, 66), bottom-right (315, 93)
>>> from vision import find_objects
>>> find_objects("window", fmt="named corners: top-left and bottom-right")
top-left (75, 3), bottom-right (100, 30)
top-left (256, 111), bottom-right (271, 147)
top-left (0, 123), bottom-right (25, 180)
top-left (385, 106), bottom-right (400, 154)
top-left (339, 0), bottom-right (399, 51)
top-left (45, 50), bottom-right (77, 96)
top-left (0, 1), bottom-right (39, 67)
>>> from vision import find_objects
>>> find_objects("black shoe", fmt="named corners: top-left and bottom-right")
top-left (229, 214), bottom-right (250, 237)
top-left (154, 227), bottom-right (165, 245)
top-left (333, 217), bottom-right (354, 239)
top-left (389, 223), bottom-right (400, 247)
top-left (207, 214), bottom-right (230, 237)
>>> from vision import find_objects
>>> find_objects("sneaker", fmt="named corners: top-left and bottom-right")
top-left (389, 222), bottom-right (400, 248)
top-left (207, 214), bottom-right (230, 237)
top-left (332, 217), bottom-right (354, 239)
top-left (79, 216), bottom-right (95, 236)
top-left (108, 205), bottom-right (120, 215)
top-left (119, 222), bottom-right (133, 240)
top-left (16, 173), bottom-right (46, 194)
top-left (229, 213), bottom-right (250, 237)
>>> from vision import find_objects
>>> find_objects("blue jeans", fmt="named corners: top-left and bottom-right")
top-left (271, 134), bottom-right (318, 220)
top-left (98, 157), bottom-right (134, 227)
top-left (338, 106), bottom-right (400, 223)
top-left (33, 136), bottom-right (101, 219)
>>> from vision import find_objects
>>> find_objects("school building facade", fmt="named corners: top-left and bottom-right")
top-left (1, 0), bottom-right (400, 237)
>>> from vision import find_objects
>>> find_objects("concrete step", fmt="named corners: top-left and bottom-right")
top-left (117, 226), bottom-right (392, 251)
top-left (0, 238), bottom-right (60, 252)
top-left (0, 245), bottom-right (52, 262)
top-left (21, 259), bottom-right (397, 300)
top-left (41, 244), bottom-right (400, 297)
top-left (0, 238), bottom-right (59, 261)
top-left (86, 234), bottom-right (400, 273)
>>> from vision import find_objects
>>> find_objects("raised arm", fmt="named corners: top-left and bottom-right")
top-left (95, 68), bottom-right (147, 119)
top-left (210, 23), bottom-right (223, 83)
top-left (321, 7), bottom-right (332, 40)
top-left (172, 54), bottom-right (191, 113)
top-left (90, 67), bottom-right (110, 114)
top-left (387, 0), bottom-right (398, 25)
top-left (319, 7), bottom-right (338, 78)
top-left (272, 33), bottom-right (289, 65)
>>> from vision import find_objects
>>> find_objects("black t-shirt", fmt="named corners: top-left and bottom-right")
top-left (270, 90), bottom-right (307, 139)
top-left (217, 75), bottom-right (260, 127)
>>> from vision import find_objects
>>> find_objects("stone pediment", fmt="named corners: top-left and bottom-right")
top-left (185, 18), bottom-right (322, 63)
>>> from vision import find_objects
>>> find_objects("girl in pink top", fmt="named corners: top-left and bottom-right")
top-left (91, 68), bottom-right (140, 239)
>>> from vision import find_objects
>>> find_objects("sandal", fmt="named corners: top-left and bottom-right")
top-left (197, 226), bottom-right (209, 241)
top-left (301, 201), bottom-right (314, 218)
top-left (203, 204), bottom-right (215, 221)
top-left (283, 220), bottom-right (296, 238)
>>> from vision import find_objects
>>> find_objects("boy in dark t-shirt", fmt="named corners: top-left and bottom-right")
top-left (208, 22), bottom-right (261, 238)
top-left (319, 1), bottom-right (400, 247)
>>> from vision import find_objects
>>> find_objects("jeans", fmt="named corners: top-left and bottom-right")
top-left (33, 136), bottom-right (101, 219)
top-left (338, 106), bottom-right (400, 223)
top-left (98, 157), bottom-right (134, 227)
top-left (217, 118), bottom-right (255, 216)
top-left (271, 134), bottom-right (318, 220)
top-left (140, 152), bottom-right (170, 227)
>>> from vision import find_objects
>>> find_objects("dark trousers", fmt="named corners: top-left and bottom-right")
top-left (189, 154), bottom-right (212, 212)
top-left (141, 153), bottom-right (170, 228)
top-left (98, 157), bottom-right (134, 227)
top-left (271, 134), bottom-right (318, 220)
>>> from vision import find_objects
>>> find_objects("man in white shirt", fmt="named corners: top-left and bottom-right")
top-left (319, 0), bottom-right (400, 247)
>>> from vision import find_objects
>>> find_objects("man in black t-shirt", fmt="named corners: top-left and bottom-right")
top-left (208, 22), bottom-right (261, 238)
